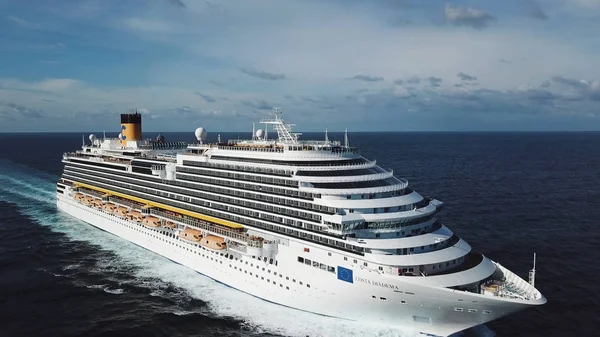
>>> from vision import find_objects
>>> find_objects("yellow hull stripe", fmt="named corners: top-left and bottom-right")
top-left (73, 181), bottom-right (245, 229)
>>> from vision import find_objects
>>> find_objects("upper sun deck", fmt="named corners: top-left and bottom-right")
top-left (186, 108), bottom-right (359, 159)
top-left (66, 133), bottom-right (188, 165)
top-left (187, 140), bottom-right (359, 156)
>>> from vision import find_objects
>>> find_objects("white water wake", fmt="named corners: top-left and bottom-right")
top-left (0, 159), bottom-right (493, 337)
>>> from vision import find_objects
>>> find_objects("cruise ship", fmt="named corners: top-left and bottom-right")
top-left (56, 109), bottom-right (546, 336)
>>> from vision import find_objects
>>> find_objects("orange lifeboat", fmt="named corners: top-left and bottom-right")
top-left (103, 203), bottom-right (117, 213)
top-left (164, 221), bottom-right (177, 229)
top-left (114, 207), bottom-right (128, 218)
top-left (126, 210), bottom-right (143, 222)
top-left (200, 235), bottom-right (227, 250)
top-left (179, 228), bottom-right (202, 243)
top-left (143, 216), bottom-right (161, 228)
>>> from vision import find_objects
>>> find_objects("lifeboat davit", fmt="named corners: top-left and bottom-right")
top-left (143, 216), bottom-right (161, 228)
top-left (179, 228), bottom-right (202, 243)
top-left (200, 235), bottom-right (227, 250)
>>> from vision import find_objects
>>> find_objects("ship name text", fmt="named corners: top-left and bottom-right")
top-left (354, 276), bottom-right (399, 290)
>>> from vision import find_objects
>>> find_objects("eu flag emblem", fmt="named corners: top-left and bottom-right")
top-left (337, 266), bottom-right (353, 283)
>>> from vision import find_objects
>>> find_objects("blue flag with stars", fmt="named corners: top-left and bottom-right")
top-left (337, 266), bottom-right (353, 283)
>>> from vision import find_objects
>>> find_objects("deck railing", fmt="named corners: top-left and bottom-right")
top-left (294, 160), bottom-right (376, 171)
top-left (299, 179), bottom-right (408, 195)
top-left (294, 169), bottom-right (394, 183)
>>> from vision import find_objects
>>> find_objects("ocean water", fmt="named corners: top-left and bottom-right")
top-left (0, 131), bottom-right (599, 337)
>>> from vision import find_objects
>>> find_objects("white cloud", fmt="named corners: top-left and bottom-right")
top-left (0, 77), bottom-right (278, 131)
top-left (0, 78), bottom-right (81, 92)
top-left (2, 0), bottom-right (600, 131)
top-left (444, 4), bottom-right (496, 29)
top-left (110, 0), bottom-right (599, 91)
top-left (8, 15), bottom-right (37, 28)
top-left (392, 86), bottom-right (414, 98)
top-left (122, 17), bottom-right (175, 33)
top-left (570, 0), bottom-right (600, 9)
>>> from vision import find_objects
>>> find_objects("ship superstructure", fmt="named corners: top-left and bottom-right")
top-left (56, 109), bottom-right (545, 336)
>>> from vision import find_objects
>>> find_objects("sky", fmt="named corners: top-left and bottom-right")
top-left (0, 0), bottom-right (599, 132)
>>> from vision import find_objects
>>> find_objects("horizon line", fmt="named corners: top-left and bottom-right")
top-left (3, 130), bottom-right (600, 134)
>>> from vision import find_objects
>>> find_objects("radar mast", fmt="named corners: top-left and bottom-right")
top-left (260, 108), bottom-right (298, 144)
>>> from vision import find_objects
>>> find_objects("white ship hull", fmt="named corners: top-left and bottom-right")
top-left (57, 194), bottom-right (541, 336)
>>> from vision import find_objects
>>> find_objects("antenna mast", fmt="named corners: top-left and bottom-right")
top-left (260, 108), bottom-right (297, 143)
top-left (325, 128), bottom-right (329, 143)
top-left (528, 253), bottom-right (537, 298)
top-left (344, 128), bottom-right (349, 147)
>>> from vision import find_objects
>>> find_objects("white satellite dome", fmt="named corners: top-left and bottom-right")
top-left (194, 127), bottom-right (208, 142)
top-left (88, 134), bottom-right (96, 142)
top-left (118, 132), bottom-right (122, 140)
top-left (255, 129), bottom-right (264, 139)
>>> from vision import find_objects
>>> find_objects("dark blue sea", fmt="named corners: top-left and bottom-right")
top-left (1, 131), bottom-right (599, 337)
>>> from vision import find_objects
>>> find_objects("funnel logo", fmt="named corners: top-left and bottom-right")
top-left (121, 125), bottom-right (127, 140)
